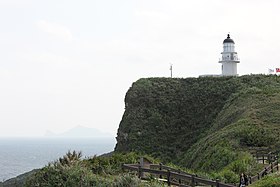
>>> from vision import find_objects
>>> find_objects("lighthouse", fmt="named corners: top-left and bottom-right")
top-left (219, 34), bottom-right (240, 76)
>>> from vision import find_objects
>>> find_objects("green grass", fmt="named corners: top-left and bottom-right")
top-left (250, 172), bottom-right (280, 187)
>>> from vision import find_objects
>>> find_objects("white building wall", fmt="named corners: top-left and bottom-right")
top-left (222, 62), bottom-right (237, 76)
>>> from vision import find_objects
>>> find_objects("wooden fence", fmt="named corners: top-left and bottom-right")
top-left (123, 152), bottom-right (279, 187)
top-left (252, 151), bottom-right (278, 164)
top-left (122, 163), bottom-right (236, 187)
top-left (249, 161), bottom-right (279, 183)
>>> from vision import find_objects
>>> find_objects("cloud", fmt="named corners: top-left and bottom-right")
top-left (37, 20), bottom-right (73, 42)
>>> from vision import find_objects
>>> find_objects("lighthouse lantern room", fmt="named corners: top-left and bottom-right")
top-left (219, 34), bottom-right (240, 76)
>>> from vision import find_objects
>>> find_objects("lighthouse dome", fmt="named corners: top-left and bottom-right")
top-left (223, 34), bottom-right (235, 44)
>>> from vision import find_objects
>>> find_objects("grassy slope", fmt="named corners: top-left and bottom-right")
top-left (250, 172), bottom-right (280, 187)
top-left (0, 169), bottom-right (38, 187)
top-left (180, 77), bottom-right (280, 172)
top-left (115, 75), bottom-right (280, 173)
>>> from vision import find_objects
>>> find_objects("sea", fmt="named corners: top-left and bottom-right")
top-left (0, 137), bottom-right (116, 182)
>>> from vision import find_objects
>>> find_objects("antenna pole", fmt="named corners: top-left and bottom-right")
top-left (170, 64), bottom-right (173, 78)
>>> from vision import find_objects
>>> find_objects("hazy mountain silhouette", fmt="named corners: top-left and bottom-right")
top-left (45, 125), bottom-right (112, 138)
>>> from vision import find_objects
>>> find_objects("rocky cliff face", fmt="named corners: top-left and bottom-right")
top-left (115, 77), bottom-right (238, 161)
top-left (115, 75), bottom-right (280, 170)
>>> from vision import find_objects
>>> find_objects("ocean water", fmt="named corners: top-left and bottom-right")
top-left (0, 137), bottom-right (116, 181)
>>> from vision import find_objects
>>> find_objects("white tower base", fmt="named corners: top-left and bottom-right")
top-left (220, 61), bottom-right (239, 76)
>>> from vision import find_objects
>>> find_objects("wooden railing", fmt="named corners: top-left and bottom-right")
top-left (252, 152), bottom-right (278, 164)
top-left (249, 161), bottom-right (279, 183)
top-left (122, 163), bottom-right (236, 187)
top-left (122, 152), bottom-right (279, 187)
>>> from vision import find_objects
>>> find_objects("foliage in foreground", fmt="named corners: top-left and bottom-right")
top-left (24, 152), bottom-right (166, 187)
top-left (24, 150), bottom-right (270, 186)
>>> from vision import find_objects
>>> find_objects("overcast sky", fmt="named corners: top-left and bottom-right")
top-left (0, 0), bottom-right (280, 137)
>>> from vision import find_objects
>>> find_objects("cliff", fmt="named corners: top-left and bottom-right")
top-left (115, 75), bottom-right (280, 171)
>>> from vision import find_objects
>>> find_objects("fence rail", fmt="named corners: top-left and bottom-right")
top-left (252, 152), bottom-right (278, 164)
top-left (123, 163), bottom-right (236, 187)
top-left (123, 152), bottom-right (279, 187)
top-left (249, 160), bottom-right (279, 184)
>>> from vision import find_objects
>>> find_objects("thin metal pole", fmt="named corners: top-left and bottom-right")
top-left (170, 64), bottom-right (173, 78)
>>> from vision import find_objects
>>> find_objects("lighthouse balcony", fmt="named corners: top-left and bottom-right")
top-left (219, 57), bottom-right (240, 61)
top-left (219, 60), bottom-right (240, 63)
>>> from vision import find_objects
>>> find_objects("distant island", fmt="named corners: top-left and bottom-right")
top-left (44, 125), bottom-right (113, 138)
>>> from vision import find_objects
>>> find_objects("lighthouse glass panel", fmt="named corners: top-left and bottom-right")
top-left (223, 43), bottom-right (235, 52)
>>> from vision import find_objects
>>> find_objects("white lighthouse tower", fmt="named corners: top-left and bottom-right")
top-left (219, 34), bottom-right (240, 76)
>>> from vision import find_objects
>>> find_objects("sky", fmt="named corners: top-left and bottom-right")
top-left (0, 0), bottom-right (280, 137)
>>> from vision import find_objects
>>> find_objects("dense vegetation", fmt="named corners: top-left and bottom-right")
top-left (23, 151), bottom-right (166, 187)
top-left (115, 75), bottom-right (280, 179)
top-left (115, 77), bottom-right (239, 160)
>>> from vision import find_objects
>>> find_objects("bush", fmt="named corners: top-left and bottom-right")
top-left (24, 163), bottom-right (112, 187)
top-left (113, 174), bottom-right (141, 187)
top-left (24, 152), bottom-right (163, 187)
top-left (220, 170), bottom-right (239, 184)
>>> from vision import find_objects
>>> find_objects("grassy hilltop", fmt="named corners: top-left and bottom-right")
top-left (115, 75), bottom-right (280, 172)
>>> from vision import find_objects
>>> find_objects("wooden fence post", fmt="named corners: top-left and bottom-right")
top-left (271, 163), bottom-right (274, 173)
top-left (178, 171), bottom-right (181, 184)
top-left (138, 165), bottom-right (142, 179)
top-left (140, 158), bottom-right (145, 178)
top-left (216, 179), bottom-right (220, 187)
top-left (262, 154), bottom-right (265, 164)
top-left (257, 173), bottom-right (260, 180)
top-left (167, 169), bottom-right (171, 186)
top-left (195, 174), bottom-right (198, 186)
top-left (159, 163), bottom-right (162, 179)
top-left (191, 174), bottom-right (195, 187)
top-left (140, 157), bottom-right (144, 167)
top-left (249, 176), bottom-right (252, 184)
